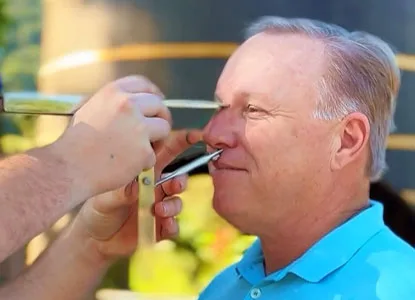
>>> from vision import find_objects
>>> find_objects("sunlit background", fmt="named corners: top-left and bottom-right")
top-left (0, 1), bottom-right (414, 299)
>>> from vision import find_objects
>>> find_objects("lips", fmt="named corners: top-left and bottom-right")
top-left (212, 159), bottom-right (246, 171)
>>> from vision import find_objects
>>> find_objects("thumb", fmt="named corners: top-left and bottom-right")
top-left (92, 181), bottom-right (138, 214)
top-left (79, 190), bottom-right (135, 241)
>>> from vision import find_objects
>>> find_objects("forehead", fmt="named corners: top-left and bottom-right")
top-left (216, 32), bottom-right (326, 107)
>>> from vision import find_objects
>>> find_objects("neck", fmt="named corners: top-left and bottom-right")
top-left (259, 178), bottom-right (370, 275)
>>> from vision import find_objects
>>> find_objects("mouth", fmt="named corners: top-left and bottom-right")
top-left (211, 159), bottom-right (246, 171)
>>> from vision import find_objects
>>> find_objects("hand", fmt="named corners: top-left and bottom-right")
top-left (54, 75), bottom-right (172, 199)
top-left (72, 130), bottom-right (203, 260)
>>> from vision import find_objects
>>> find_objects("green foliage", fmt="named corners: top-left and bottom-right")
top-left (0, 132), bottom-right (35, 153)
top-left (1, 44), bottom-right (40, 90)
top-left (0, 0), bottom-right (11, 47)
top-left (0, 0), bottom-right (41, 91)
top-left (0, 0), bottom-right (41, 154)
top-left (98, 258), bottom-right (130, 290)
top-left (129, 175), bottom-right (256, 296)
top-left (2, 0), bottom-right (41, 48)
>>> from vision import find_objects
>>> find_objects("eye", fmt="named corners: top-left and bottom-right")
top-left (246, 104), bottom-right (261, 113)
top-left (243, 104), bottom-right (268, 119)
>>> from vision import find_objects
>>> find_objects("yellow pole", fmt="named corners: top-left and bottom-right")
top-left (137, 167), bottom-right (156, 246)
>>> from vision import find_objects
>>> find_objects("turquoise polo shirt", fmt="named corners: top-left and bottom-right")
top-left (198, 200), bottom-right (415, 300)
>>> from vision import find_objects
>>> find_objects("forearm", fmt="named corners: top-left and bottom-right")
top-left (0, 220), bottom-right (111, 300)
top-left (0, 143), bottom-right (89, 262)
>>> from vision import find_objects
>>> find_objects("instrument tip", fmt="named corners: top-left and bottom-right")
top-left (211, 149), bottom-right (223, 161)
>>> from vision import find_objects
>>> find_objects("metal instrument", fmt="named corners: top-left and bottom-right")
top-left (0, 91), bottom-right (225, 115)
top-left (155, 149), bottom-right (222, 187)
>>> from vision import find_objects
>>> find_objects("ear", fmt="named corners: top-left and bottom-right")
top-left (330, 112), bottom-right (370, 172)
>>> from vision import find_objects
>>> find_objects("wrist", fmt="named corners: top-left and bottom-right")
top-left (70, 216), bottom-right (116, 267)
top-left (79, 233), bottom-right (113, 271)
top-left (36, 135), bottom-right (93, 204)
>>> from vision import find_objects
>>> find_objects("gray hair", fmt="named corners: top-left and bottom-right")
top-left (245, 16), bottom-right (400, 182)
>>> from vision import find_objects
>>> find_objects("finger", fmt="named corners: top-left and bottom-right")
top-left (159, 217), bottom-right (179, 240)
top-left (153, 196), bottom-right (183, 218)
top-left (90, 182), bottom-right (135, 214)
top-left (144, 117), bottom-right (171, 142)
top-left (126, 179), bottom-right (139, 200)
top-left (131, 93), bottom-right (172, 124)
top-left (155, 174), bottom-right (187, 201)
top-left (115, 75), bottom-right (164, 97)
top-left (155, 130), bottom-right (203, 169)
top-left (81, 198), bottom-right (134, 241)
top-left (153, 173), bottom-right (186, 240)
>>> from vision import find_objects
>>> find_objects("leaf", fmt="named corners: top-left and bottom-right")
top-left (0, 133), bottom-right (35, 154)
top-left (129, 175), bottom-right (256, 295)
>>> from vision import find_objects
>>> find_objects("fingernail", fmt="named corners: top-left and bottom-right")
top-left (168, 218), bottom-right (175, 228)
top-left (180, 176), bottom-right (187, 189)
top-left (162, 203), bottom-right (167, 215)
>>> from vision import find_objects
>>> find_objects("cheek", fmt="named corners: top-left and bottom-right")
top-left (244, 124), bottom-right (284, 173)
top-left (245, 121), bottom-right (323, 175)
top-left (287, 125), bottom-right (333, 177)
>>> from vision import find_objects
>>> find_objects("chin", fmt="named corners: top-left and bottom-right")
top-left (211, 183), bottom-right (255, 234)
top-left (212, 190), bottom-right (235, 218)
top-left (210, 167), bottom-right (247, 186)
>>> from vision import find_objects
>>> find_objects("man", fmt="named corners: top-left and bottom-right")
top-left (0, 75), bottom-right (174, 262)
top-left (199, 16), bottom-right (415, 299)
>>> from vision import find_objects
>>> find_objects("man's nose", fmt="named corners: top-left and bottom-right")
top-left (202, 111), bottom-right (237, 150)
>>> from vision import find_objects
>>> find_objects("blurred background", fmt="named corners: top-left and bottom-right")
top-left (0, 0), bottom-right (414, 299)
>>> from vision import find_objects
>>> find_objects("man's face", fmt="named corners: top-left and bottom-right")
top-left (203, 32), bottom-right (339, 233)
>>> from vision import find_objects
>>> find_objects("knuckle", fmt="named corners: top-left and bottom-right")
top-left (104, 79), bottom-right (123, 95)
top-left (163, 197), bottom-right (181, 216)
top-left (130, 75), bottom-right (150, 88)
top-left (148, 119), bottom-right (171, 140)
top-left (161, 106), bottom-right (172, 121)
top-left (133, 75), bottom-right (160, 92)
top-left (114, 75), bottom-right (154, 93)
top-left (160, 120), bottom-right (172, 136)
top-left (163, 202), bottom-right (172, 215)
top-left (104, 79), bottom-right (117, 90)
top-left (120, 75), bottom-right (147, 84)
top-left (116, 95), bottom-right (134, 113)
top-left (132, 74), bottom-right (149, 83)
top-left (151, 95), bottom-right (163, 106)
top-left (154, 202), bottom-right (163, 215)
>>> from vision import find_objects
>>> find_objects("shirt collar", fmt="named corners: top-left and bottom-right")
top-left (236, 200), bottom-right (386, 284)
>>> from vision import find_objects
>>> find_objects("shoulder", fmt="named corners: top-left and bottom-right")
top-left (343, 228), bottom-right (415, 299)
top-left (360, 227), bottom-right (415, 265)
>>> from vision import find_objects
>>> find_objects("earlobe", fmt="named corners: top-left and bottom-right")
top-left (330, 112), bottom-right (370, 172)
